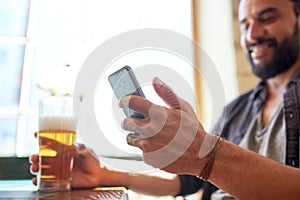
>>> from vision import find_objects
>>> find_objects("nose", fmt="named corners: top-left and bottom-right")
top-left (245, 22), bottom-right (266, 43)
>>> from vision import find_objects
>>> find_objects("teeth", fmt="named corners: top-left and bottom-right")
top-left (251, 44), bottom-right (268, 53)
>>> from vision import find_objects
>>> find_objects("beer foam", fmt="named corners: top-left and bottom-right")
top-left (39, 116), bottom-right (76, 131)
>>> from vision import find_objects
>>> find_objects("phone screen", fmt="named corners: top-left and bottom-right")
top-left (108, 66), bottom-right (145, 118)
top-left (109, 67), bottom-right (138, 99)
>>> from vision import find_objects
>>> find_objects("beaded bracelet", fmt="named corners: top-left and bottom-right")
top-left (197, 134), bottom-right (223, 180)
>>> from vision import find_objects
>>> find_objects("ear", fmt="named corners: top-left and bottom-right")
top-left (294, 2), bottom-right (300, 18)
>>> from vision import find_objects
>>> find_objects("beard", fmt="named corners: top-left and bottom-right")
top-left (247, 23), bottom-right (300, 80)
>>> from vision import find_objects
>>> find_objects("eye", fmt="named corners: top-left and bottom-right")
top-left (260, 16), bottom-right (276, 23)
top-left (259, 12), bottom-right (277, 24)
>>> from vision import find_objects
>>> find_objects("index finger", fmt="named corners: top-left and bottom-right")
top-left (119, 95), bottom-right (154, 116)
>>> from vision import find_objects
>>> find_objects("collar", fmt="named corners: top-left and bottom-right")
top-left (287, 67), bottom-right (300, 88)
top-left (249, 81), bottom-right (267, 101)
top-left (249, 66), bottom-right (300, 101)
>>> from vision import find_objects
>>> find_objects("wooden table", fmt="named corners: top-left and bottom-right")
top-left (0, 181), bottom-right (128, 199)
top-left (37, 187), bottom-right (128, 199)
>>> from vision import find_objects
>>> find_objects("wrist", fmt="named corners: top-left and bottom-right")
top-left (194, 133), bottom-right (223, 180)
top-left (102, 167), bottom-right (130, 188)
top-left (187, 128), bottom-right (212, 176)
top-left (198, 134), bottom-right (223, 180)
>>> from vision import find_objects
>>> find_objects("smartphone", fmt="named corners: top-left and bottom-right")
top-left (108, 66), bottom-right (145, 119)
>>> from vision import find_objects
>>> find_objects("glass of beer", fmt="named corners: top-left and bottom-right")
top-left (38, 96), bottom-right (76, 192)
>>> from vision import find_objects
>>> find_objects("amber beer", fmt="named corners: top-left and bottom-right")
top-left (38, 97), bottom-right (76, 192)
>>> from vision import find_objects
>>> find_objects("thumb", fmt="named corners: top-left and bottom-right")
top-left (152, 77), bottom-right (181, 109)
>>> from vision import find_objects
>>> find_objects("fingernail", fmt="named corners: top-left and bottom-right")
top-left (121, 119), bottom-right (126, 129)
top-left (74, 143), bottom-right (85, 151)
top-left (119, 96), bottom-right (130, 108)
top-left (153, 77), bottom-right (165, 86)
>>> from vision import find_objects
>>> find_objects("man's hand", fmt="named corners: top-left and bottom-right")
top-left (122, 77), bottom-right (207, 176)
top-left (30, 138), bottom-right (112, 189)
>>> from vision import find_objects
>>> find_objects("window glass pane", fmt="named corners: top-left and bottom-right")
top-left (0, 45), bottom-right (24, 106)
top-left (0, 0), bottom-right (30, 36)
top-left (34, 0), bottom-right (84, 38)
top-left (16, 113), bottom-right (38, 156)
top-left (29, 44), bottom-right (82, 106)
top-left (0, 118), bottom-right (17, 156)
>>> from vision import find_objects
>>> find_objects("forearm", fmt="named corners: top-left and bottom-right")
top-left (104, 169), bottom-right (180, 196)
top-left (205, 140), bottom-right (300, 200)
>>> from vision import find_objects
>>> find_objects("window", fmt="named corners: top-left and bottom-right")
top-left (0, 0), bottom-right (193, 158)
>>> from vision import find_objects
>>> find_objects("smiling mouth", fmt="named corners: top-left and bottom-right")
top-left (248, 41), bottom-right (274, 59)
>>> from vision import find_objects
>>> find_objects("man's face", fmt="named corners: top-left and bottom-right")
top-left (239, 0), bottom-right (300, 80)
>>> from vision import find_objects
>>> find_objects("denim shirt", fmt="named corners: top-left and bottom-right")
top-left (178, 68), bottom-right (300, 199)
